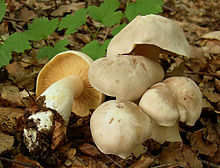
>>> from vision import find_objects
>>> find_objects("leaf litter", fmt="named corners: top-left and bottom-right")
top-left (0, 0), bottom-right (220, 167)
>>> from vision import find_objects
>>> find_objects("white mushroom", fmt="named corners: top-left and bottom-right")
top-left (107, 14), bottom-right (191, 60)
top-left (90, 100), bottom-right (152, 159)
top-left (88, 55), bottom-right (164, 101)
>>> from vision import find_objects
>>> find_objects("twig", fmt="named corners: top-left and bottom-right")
top-left (199, 158), bottom-right (220, 168)
top-left (3, 16), bottom-right (24, 22)
top-left (150, 163), bottom-right (178, 168)
top-left (0, 157), bottom-right (39, 168)
top-left (104, 154), bottom-right (124, 168)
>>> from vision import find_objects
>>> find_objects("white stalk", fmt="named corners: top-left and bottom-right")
top-left (41, 75), bottom-right (84, 123)
top-left (150, 121), bottom-right (182, 144)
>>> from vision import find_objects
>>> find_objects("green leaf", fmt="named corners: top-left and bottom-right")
top-left (0, 0), bottom-right (6, 22)
top-left (0, 45), bottom-right (11, 67)
top-left (81, 39), bottom-right (111, 60)
top-left (24, 17), bottom-right (59, 41)
top-left (58, 8), bottom-right (87, 35)
top-left (37, 39), bottom-right (70, 59)
top-left (112, 23), bottom-right (127, 36)
top-left (4, 32), bottom-right (31, 52)
top-left (125, 0), bottom-right (164, 21)
top-left (88, 0), bottom-right (123, 26)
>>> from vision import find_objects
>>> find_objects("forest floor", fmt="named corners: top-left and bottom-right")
top-left (0, 0), bottom-right (220, 167)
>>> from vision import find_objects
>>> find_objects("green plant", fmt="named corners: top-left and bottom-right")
top-left (0, 0), bottom-right (164, 67)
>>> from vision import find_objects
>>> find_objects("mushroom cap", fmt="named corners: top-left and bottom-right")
top-left (88, 55), bottom-right (164, 101)
top-left (107, 14), bottom-right (191, 59)
top-left (90, 100), bottom-right (152, 156)
top-left (139, 82), bottom-right (179, 127)
top-left (36, 50), bottom-right (104, 117)
top-left (163, 76), bottom-right (203, 126)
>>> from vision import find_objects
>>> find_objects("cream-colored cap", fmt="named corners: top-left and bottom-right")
top-left (164, 76), bottom-right (203, 126)
top-left (139, 82), bottom-right (179, 127)
top-left (90, 100), bottom-right (152, 158)
top-left (88, 55), bottom-right (164, 101)
top-left (107, 14), bottom-right (190, 60)
top-left (36, 50), bottom-right (104, 117)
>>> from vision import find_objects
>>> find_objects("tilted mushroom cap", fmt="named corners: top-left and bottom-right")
top-left (163, 76), bottom-right (203, 126)
top-left (88, 55), bottom-right (164, 101)
top-left (139, 82), bottom-right (179, 127)
top-left (107, 14), bottom-right (190, 60)
top-left (90, 100), bottom-right (152, 159)
top-left (36, 50), bottom-right (104, 117)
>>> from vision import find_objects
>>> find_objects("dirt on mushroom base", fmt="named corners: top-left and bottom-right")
top-left (0, 0), bottom-right (220, 167)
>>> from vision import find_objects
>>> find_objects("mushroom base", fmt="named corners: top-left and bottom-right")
top-left (118, 144), bottom-right (147, 159)
top-left (23, 109), bottom-right (66, 158)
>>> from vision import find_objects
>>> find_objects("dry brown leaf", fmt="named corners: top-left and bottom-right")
top-left (158, 142), bottom-right (202, 168)
top-left (11, 153), bottom-right (43, 168)
top-left (128, 154), bottom-right (154, 168)
top-left (51, 2), bottom-right (85, 16)
top-left (201, 40), bottom-right (220, 54)
top-left (0, 107), bottom-right (24, 119)
top-left (19, 7), bottom-right (38, 22)
top-left (189, 129), bottom-right (218, 157)
top-left (78, 143), bottom-right (101, 157)
top-left (203, 87), bottom-right (220, 103)
top-left (215, 78), bottom-right (220, 93)
top-left (0, 131), bottom-right (14, 154)
top-left (51, 121), bottom-right (67, 150)
top-left (202, 31), bottom-right (220, 41)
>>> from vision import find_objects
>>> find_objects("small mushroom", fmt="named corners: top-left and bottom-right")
top-left (139, 76), bottom-right (203, 144)
top-left (88, 55), bottom-right (164, 101)
top-left (163, 76), bottom-right (203, 126)
top-left (139, 82), bottom-right (181, 143)
top-left (90, 100), bottom-right (152, 159)
top-left (24, 50), bottom-right (103, 152)
top-left (107, 14), bottom-right (190, 60)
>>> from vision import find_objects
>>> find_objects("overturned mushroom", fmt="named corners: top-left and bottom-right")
top-left (139, 76), bottom-right (202, 144)
top-left (24, 50), bottom-right (103, 152)
top-left (90, 100), bottom-right (152, 159)
top-left (107, 14), bottom-right (191, 60)
top-left (88, 55), bottom-right (164, 101)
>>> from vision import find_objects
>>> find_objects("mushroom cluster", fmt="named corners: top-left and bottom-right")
top-left (89, 14), bottom-right (203, 159)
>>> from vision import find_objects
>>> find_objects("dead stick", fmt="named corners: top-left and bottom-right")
top-left (104, 154), bottom-right (124, 168)
top-left (0, 157), bottom-right (39, 168)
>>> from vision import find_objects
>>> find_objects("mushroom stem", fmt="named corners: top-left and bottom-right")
top-left (150, 121), bottom-right (182, 144)
top-left (40, 75), bottom-right (84, 123)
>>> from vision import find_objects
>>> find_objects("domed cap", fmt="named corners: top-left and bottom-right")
top-left (36, 50), bottom-right (104, 117)
top-left (90, 100), bottom-right (152, 158)
top-left (107, 14), bottom-right (191, 60)
top-left (164, 76), bottom-right (203, 126)
top-left (88, 55), bottom-right (164, 101)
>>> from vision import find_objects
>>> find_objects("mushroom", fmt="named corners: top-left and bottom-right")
top-left (24, 50), bottom-right (103, 152)
top-left (107, 14), bottom-right (191, 60)
top-left (163, 76), bottom-right (203, 126)
top-left (139, 76), bottom-right (202, 144)
top-left (139, 82), bottom-right (181, 143)
top-left (36, 50), bottom-right (104, 117)
top-left (88, 55), bottom-right (164, 101)
top-left (90, 100), bottom-right (152, 159)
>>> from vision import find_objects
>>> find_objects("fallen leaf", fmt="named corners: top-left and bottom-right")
top-left (202, 31), bottom-right (220, 41)
top-left (50, 2), bottom-right (85, 16)
top-left (128, 154), bottom-right (154, 168)
top-left (188, 129), bottom-right (218, 157)
top-left (51, 121), bottom-right (67, 150)
top-left (78, 143), bottom-right (101, 157)
top-left (19, 7), bottom-right (38, 22)
top-left (0, 131), bottom-right (14, 154)
top-left (203, 87), bottom-right (220, 103)
top-left (158, 142), bottom-right (202, 168)
top-left (11, 153), bottom-right (43, 168)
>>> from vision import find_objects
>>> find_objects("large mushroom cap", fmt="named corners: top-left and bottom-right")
top-left (88, 55), bottom-right (164, 101)
top-left (36, 50), bottom-right (104, 117)
top-left (107, 14), bottom-right (191, 59)
top-left (163, 76), bottom-right (203, 126)
top-left (90, 100), bottom-right (152, 158)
